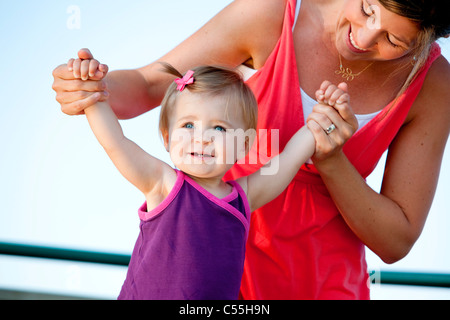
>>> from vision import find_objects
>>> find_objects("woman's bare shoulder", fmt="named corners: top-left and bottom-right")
top-left (232, 0), bottom-right (286, 28)
top-left (144, 0), bottom-right (287, 75)
top-left (228, 0), bottom-right (287, 68)
top-left (408, 54), bottom-right (450, 123)
top-left (426, 54), bottom-right (450, 89)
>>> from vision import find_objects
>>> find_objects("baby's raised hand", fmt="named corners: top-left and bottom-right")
top-left (306, 80), bottom-right (358, 162)
top-left (68, 55), bottom-right (108, 81)
top-left (315, 81), bottom-right (349, 107)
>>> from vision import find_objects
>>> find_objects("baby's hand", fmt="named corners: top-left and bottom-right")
top-left (67, 56), bottom-right (108, 81)
top-left (306, 80), bottom-right (358, 163)
top-left (315, 81), bottom-right (349, 107)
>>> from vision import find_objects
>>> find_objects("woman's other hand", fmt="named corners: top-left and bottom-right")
top-left (306, 81), bottom-right (358, 165)
top-left (52, 48), bottom-right (109, 115)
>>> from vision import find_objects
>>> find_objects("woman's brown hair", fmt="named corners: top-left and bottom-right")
top-left (379, 0), bottom-right (450, 93)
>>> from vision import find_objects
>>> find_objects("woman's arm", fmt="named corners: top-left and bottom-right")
top-left (52, 0), bottom-right (285, 119)
top-left (310, 57), bottom-right (450, 264)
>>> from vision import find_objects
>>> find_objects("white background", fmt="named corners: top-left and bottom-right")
top-left (0, 0), bottom-right (449, 299)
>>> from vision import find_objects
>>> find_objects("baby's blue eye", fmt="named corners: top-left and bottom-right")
top-left (214, 126), bottom-right (226, 132)
top-left (184, 123), bottom-right (194, 129)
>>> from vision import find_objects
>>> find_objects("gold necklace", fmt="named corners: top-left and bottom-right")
top-left (335, 55), bottom-right (375, 81)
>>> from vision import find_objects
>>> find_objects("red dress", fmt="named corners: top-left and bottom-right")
top-left (224, 0), bottom-right (441, 299)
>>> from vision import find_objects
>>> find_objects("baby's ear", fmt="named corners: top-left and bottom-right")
top-left (245, 132), bottom-right (255, 155)
top-left (161, 129), bottom-right (170, 152)
top-left (241, 129), bottom-right (256, 159)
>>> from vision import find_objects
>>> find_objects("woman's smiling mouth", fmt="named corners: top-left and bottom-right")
top-left (347, 27), bottom-right (369, 53)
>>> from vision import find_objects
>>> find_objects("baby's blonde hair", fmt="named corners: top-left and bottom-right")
top-left (159, 63), bottom-right (258, 137)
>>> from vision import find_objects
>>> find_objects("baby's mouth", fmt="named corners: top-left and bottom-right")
top-left (191, 152), bottom-right (214, 158)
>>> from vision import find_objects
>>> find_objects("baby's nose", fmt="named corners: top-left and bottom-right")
top-left (200, 129), bottom-right (219, 144)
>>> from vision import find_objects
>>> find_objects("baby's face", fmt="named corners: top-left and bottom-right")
top-left (163, 91), bottom-right (251, 179)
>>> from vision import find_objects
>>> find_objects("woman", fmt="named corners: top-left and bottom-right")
top-left (52, 0), bottom-right (450, 299)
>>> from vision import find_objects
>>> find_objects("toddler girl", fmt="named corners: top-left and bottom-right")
top-left (69, 60), bottom-right (328, 299)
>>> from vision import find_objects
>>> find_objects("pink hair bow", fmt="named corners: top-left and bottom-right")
top-left (175, 70), bottom-right (195, 91)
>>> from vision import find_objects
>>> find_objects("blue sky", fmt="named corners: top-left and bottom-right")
top-left (0, 1), bottom-right (449, 299)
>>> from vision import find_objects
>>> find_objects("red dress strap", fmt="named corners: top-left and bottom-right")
top-left (224, 0), bottom-right (301, 181)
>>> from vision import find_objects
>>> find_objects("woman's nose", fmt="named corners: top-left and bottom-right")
top-left (355, 26), bottom-right (379, 50)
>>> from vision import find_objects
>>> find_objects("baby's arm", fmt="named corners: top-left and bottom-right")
top-left (239, 126), bottom-right (315, 212)
top-left (72, 60), bottom-right (172, 196)
top-left (84, 102), bottom-right (173, 196)
top-left (240, 83), bottom-right (350, 212)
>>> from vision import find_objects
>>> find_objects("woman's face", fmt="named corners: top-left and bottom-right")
top-left (335, 0), bottom-right (420, 61)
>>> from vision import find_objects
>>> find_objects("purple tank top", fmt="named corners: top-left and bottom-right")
top-left (118, 170), bottom-right (251, 300)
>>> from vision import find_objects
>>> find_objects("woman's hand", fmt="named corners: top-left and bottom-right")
top-left (52, 49), bottom-right (109, 115)
top-left (306, 81), bottom-right (358, 166)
